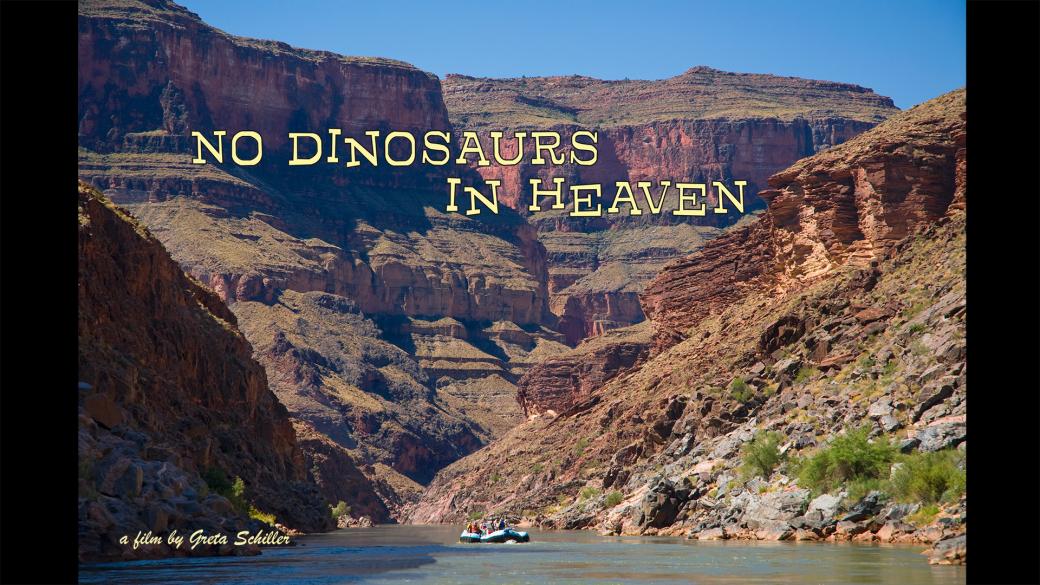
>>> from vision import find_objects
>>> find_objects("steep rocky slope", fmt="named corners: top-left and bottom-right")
top-left (409, 90), bottom-right (966, 563)
top-left (78, 182), bottom-right (333, 561)
top-left (442, 71), bottom-right (899, 341)
top-left (78, 0), bottom-right (557, 516)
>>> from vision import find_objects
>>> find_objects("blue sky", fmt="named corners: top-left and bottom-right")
top-left (179, 0), bottom-right (965, 109)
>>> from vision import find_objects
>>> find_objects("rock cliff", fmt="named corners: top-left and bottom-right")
top-left (642, 89), bottom-right (966, 350)
top-left (77, 0), bottom-right (554, 516)
top-left (442, 70), bottom-right (899, 341)
top-left (78, 182), bottom-right (332, 561)
top-left (409, 90), bottom-right (966, 564)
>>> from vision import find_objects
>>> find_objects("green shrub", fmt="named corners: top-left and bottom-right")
top-left (330, 500), bottom-right (351, 519)
top-left (203, 467), bottom-right (233, 494)
top-left (890, 450), bottom-right (966, 504)
top-left (845, 477), bottom-right (885, 504)
top-left (531, 462), bottom-right (544, 474)
top-left (203, 468), bottom-right (249, 515)
top-left (909, 341), bottom-right (929, 356)
top-left (467, 508), bottom-right (485, 521)
top-left (249, 505), bottom-right (276, 525)
top-left (573, 438), bottom-right (590, 457)
top-left (729, 377), bottom-right (753, 403)
top-left (604, 490), bottom-right (624, 508)
top-left (740, 431), bottom-right (784, 479)
top-left (882, 360), bottom-right (898, 377)
top-left (794, 367), bottom-right (818, 384)
top-left (907, 503), bottom-right (941, 527)
top-left (578, 486), bottom-right (601, 501)
top-left (796, 426), bottom-right (895, 494)
top-left (229, 476), bottom-right (249, 515)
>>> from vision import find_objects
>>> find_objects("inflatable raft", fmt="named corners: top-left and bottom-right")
top-left (459, 528), bottom-right (530, 543)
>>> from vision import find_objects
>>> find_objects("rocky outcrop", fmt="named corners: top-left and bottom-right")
top-left (78, 182), bottom-right (332, 562)
top-left (643, 89), bottom-right (965, 350)
top-left (442, 70), bottom-right (899, 342)
top-left (79, 0), bottom-right (448, 160)
top-left (517, 324), bottom-right (651, 416)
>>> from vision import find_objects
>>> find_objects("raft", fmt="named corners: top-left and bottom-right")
top-left (459, 528), bottom-right (530, 543)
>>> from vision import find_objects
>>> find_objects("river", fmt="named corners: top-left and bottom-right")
top-left (79, 525), bottom-right (965, 584)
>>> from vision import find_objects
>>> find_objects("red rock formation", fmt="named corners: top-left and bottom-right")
top-left (78, 182), bottom-right (333, 560)
top-left (642, 89), bottom-right (966, 350)
top-left (516, 325), bottom-right (651, 416)
top-left (442, 71), bottom-right (899, 342)
top-left (79, 0), bottom-right (448, 157)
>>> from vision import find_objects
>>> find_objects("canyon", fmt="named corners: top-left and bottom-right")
top-left (79, 0), bottom-right (962, 558)
top-left (410, 89), bottom-right (966, 564)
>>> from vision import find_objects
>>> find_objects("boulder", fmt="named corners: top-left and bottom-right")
top-left (694, 526), bottom-right (728, 540)
top-left (912, 380), bottom-right (956, 422)
top-left (83, 393), bottom-right (124, 429)
top-left (916, 420), bottom-right (966, 452)
top-left (639, 479), bottom-right (684, 529)
top-left (927, 534), bottom-right (966, 565)
top-left (840, 491), bottom-right (884, 522)
top-left (807, 493), bottom-right (842, 519)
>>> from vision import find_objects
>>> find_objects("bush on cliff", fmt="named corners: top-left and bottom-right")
top-left (794, 426), bottom-right (895, 494)
top-left (890, 449), bottom-right (966, 504)
top-left (740, 431), bottom-right (784, 479)
top-left (203, 467), bottom-right (249, 515)
top-left (330, 500), bottom-right (351, 519)
top-left (729, 377), bottom-right (753, 403)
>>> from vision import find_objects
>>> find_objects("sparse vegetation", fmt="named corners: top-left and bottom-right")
top-left (907, 503), bottom-right (940, 527)
top-left (793, 426), bottom-right (895, 494)
top-left (740, 431), bottom-right (784, 479)
top-left (467, 509), bottom-right (485, 521)
top-left (531, 462), bottom-right (544, 474)
top-left (909, 340), bottom-right (929, 357)
top-left (889, 449), bottom-right (966, 505)
top-left (578, 486), bottom-right (601, 501)
top-left (604, 490), bottom-right (624, 508)
top-left (330, 500), bottom-right (351, 519)
top-left (203, 468), bottom-right (249, 515)
top-left (573, 438), bottom-right (590, 457)
top-left (794, 366), bottom-right (819, 384)
top-left (729, 377), bottom-right (753, 403)
top-left (249, 505), bottom-right (277, 525)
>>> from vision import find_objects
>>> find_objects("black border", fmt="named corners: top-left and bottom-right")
top-left (966, 1), bottom-right (1040, 584)
top-left (0, 1), bottom-right (80, 584)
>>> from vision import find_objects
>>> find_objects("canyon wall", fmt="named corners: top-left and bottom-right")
top-left (442, 70), bottom-right (899, 341)
top-left (78, 182), bottom-right (334, 561)
top-left (642, 89), bottom-right (966, 350)
top-left (78, 0), bottom-right (557, 517)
